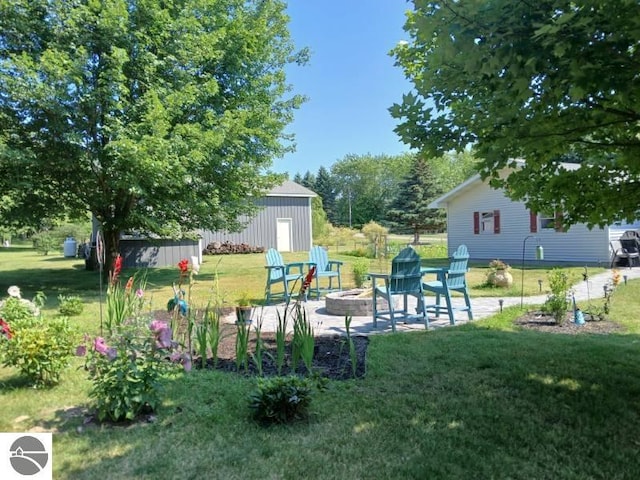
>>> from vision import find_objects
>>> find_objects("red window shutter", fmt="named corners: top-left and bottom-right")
top-left (555, 211), bottom-right (564, 232)
top-left (473, 212), bottom-right (479, 234)
top-left (529, 211), bottom-right (538, 233)
top-left (493, 210), bottom-right (500, 234)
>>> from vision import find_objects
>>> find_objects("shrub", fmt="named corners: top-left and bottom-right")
top-left (31, 231), bottom-right (55, 255)
top-left (1, 317), bottom-right (77, 387)
top-left (248, 376), bottom-right (314, 424)
top-left (352, 258), bottom-right (370, 288)
top-left (0, 287), bottom-right (75, 388)
top-left (58, 294), bottom-right (84, 316)
top-left (542, 269), bottom-right (571, 324)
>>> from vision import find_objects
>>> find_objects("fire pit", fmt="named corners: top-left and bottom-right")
top-left (325, 289), bottom-right (394, 316)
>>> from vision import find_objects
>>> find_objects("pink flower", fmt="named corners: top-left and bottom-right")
top-left (76, 345), bottom-right (87, 357)
top-left (155, 326), bottom-right (173, 349)
top-left (136, 289), bottom-right (144, 298)
top-left (149, 320), bottom-right (168, 332)
top-left (94, 337), bottom-right (109, 355)
top-left (0, 318), bottom-right (12, 340)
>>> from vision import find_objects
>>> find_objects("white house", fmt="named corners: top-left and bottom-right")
top-left (429, 167), bottom-right (640, 266)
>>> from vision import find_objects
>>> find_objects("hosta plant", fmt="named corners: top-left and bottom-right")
top-left (248, 376), bottom-right (314, 424)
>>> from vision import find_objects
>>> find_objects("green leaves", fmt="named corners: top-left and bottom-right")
top-left (0, 0), bottom-right (302, 247)
top-left (393, 0), bottom-right (640, 227)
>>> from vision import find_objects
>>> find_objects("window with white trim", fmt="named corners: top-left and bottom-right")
top-left (539, 212), bottom-right (556, 229)
top-left (481, 211), bottom-right (494, 233)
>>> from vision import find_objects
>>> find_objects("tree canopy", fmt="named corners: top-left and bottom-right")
top-left (0, 0), bottom-right (306, 266)
top-left (331, 153), bottom-right (411, 228)
top-left (391, 0), bottom-right (640, 228)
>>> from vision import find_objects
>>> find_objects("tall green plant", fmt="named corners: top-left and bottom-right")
top-left (206, 309), bottom-right (222, 370)
top-left (251, 313), bottom-right (265, 377)
top-left (291, 305), bottom-right (315, 374)
top-left (235, 318), bottom-right (251, 372)
top-left (542, 269), bottom-right (571, 324)
top-left (275, 309), bottom-right (288, 375)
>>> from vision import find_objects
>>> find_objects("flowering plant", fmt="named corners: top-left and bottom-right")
top-left (488, 259), bottom-right (511, 271)
top-left (78, 316), bottom-right (184, 422)
top-left (105, 255), bottom-right (146, 335)
top-left (0, 286), bottom-right (76, 387)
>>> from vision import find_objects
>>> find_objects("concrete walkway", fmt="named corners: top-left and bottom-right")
top-left (225, 268), bottom-right (640, 337)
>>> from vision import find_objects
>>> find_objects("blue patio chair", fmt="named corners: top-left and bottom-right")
top-left (264, 248), bottom-right (304, 303)
top-left (422, 244), bottom-right (473, 325)
top-left (371, 246), bottom-right (426, 332)
top-left (308, 246), bottom-right (343, 299)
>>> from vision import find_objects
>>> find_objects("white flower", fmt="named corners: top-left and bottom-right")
top-left (7, 286), bottom-right (21, 298)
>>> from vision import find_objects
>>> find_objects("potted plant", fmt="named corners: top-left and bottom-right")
top-left (487, 259), bottom-right (513, 287)
top-left (235, 291), bottom-right (253, 324)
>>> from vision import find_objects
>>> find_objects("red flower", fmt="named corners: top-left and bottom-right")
top-left (0, 318), bottom-right (12, 340)
top-left (178, 259), bottom-right (189, 274)
top-left (299, 266), bottom-right (316, 298)
top-left (109, 254), bottom-right (123, 285)
top-left (124, 276), bottom-right (134, 291)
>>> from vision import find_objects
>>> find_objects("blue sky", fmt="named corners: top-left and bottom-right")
top-left (272, 1), bottom-right (414, 177)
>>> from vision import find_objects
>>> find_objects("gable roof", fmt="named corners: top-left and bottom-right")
top-left (429, 160), bottom-right (581, 208)
top-left (267, 180), bottom-right (316, 198)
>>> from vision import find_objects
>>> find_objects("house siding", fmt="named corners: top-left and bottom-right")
top-left (119, 238), bottom-right (202, 269)
top-left (201, 196), bottom-right (313, 252)
top-left (446, 181), bottom-right (611, 265)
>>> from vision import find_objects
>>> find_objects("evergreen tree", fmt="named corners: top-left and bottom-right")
top-left (386, 156), bottom-right (445, 244)
top-left (314, 166), bottom-right (337, 224)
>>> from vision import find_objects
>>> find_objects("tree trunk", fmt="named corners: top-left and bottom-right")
top-left (102, 228), bottom-right (121, 281)
top-left (413, 231), bottom-right (420, 245)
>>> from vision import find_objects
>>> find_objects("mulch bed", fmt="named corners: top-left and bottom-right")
top-left (152, 310), bottom-right (368, 380)
top-left (513, 310), bottom-right (623, 335)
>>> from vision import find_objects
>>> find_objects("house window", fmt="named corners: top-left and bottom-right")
top-left (536, 211), bottom-right (565, 232)
top-left (481, 212), bottom-right (494, 233)
top-left (473, 210), bottom-right (500, 234)
top-left (539, 212), bottom-right (556, 229)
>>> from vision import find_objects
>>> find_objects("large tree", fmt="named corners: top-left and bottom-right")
top-left (391, 1), bottom-right (640, 228)
top-left (331, 153), bottom-right (411, 228)
top-left (0, 0), bottom-right (306, 270)
top-left (386, 155), bottom-right (445, 244)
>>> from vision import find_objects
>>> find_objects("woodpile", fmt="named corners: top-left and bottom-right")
top-left (203, 241), bottom-right (265, 255)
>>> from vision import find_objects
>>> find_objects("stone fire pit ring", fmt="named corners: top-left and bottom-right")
top-left (325, 289), bottom-right (394, 316)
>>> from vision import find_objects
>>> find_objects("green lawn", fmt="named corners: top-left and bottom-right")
top-left (1, 246), bottom-right (639, 479)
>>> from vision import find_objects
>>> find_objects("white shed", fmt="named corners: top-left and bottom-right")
top-left (429, 169), bottom-right (640, 266)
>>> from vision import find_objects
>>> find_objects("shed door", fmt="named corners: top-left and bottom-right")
top-left (276, 218), bottom-right (292, 252)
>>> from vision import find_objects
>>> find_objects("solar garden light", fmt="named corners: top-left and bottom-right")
top-left (498, 299), bottom-right (504, 313)
top-left (537, 279), bottom-right (543, 292)
top-left (624, 275), bottom-right (628, 285)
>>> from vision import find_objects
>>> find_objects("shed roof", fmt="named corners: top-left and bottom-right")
top-left (267, 180), bottom-right (316, 198)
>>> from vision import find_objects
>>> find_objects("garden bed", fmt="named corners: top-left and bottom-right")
top-left (514, 311), bottom-right (623, 335)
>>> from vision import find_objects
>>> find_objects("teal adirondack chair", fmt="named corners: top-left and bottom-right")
top-left (308, 246), bottom-right (343, 299)
top-left (371, 246), bottom-right (426, 332)
top-left (264, 248), bottom-right (304, 303)
top-left (422, 244), bottom-right (473, 324)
